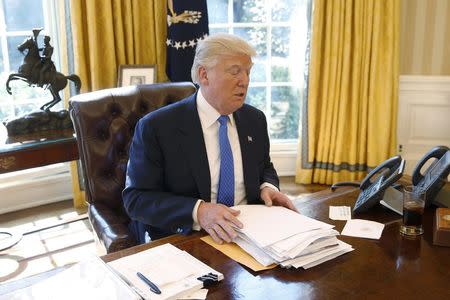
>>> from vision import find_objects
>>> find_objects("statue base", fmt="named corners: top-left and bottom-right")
top-left (2, 109), bottom-right (73, 136)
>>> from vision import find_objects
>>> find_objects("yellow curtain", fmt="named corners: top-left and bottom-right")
top-left (295, 0), bottom-right (399, 185)
top-left (64, 0), bottom-right (167, 208)
top-left (70, 0), bottom-right (168, 91)
top-left (57, 2), bottom-right (86, 211)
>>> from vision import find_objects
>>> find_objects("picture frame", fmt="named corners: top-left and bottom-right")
top-left (117, 64), bottom-right (156, 87)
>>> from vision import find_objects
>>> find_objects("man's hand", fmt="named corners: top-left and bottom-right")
top-left (260, 187), bottom-right (298, 212)
top-left (197, 202), bottom-right (243, 244)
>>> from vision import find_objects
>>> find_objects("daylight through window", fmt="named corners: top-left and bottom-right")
top-left (208, 0), bottom-right (311, 141)
top-left (0, 0), bottom-right (60, 122)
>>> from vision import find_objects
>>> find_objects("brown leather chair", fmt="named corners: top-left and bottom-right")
top-left (69, 82), bottom-right (196, 253)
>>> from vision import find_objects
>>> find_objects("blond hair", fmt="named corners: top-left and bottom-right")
top-left (191, 33), bottom-right (256, 83)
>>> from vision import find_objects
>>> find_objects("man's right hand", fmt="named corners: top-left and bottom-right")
top-left (197, 202), bottom-right (243, 244)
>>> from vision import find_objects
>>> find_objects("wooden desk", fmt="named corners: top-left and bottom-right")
top-left (0, 124), bottom-right (78, 174)
top-left (103, 187), bottom-right (450, 299)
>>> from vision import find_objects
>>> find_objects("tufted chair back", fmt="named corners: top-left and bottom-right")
top-left (69, 82), bottom-right (196, 253)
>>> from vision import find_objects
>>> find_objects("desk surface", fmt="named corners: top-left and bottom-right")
top-left (103, 187), bottom-right (450, 299)
top-left (0, 124), bottom-right (78, 173)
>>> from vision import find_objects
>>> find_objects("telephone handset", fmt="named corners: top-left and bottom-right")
top-left (411, 145), bottom-right (450, 207)
top-left (331, 155), bottom-right (405, 214)
top-left (352, 156), bottom-right (405, 213)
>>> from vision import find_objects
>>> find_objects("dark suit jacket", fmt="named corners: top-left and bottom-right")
top-left (123, 92), bottom-right (279, 242)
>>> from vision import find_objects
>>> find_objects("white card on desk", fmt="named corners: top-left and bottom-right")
top-left (341, 219), bottom-right (385, 240)
top-left (329, 206), bottom-right (352, 220)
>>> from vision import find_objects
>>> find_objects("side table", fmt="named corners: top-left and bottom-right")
top-left (0, 124), bottom-right (78, 174)
top-left (0, 123), bottom-right (80, 250)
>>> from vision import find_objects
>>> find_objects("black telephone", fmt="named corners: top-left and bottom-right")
top-left (411, 145), bottom-right (450, 207)
top-left (331, 155), bottom-right (405, 214)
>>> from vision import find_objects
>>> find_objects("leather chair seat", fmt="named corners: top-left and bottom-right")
top-left (69, 82), bottom-right (196, 253)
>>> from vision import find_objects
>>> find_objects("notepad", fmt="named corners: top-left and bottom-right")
top-left (107, 243), bottom-right (223, 300)
top-left (329, 206), bottom-right (352, 220)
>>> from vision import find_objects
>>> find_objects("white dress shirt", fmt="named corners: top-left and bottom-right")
top-left (192, 89), bottom-right (277, 230)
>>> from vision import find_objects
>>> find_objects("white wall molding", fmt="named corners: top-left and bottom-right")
top-left (399, 75), bottom-right (450, 92)
top-left (271, 142), bottom-right (297, 176)
top-left (398, 75), bottom-right (450, 175)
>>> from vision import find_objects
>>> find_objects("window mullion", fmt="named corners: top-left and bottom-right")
top-left (43, 0), bottom-right (60, 70)
top-left (266, 0), bottom-right (272, 134)
top-left (228, 0), bottom-right (233, 34)
top-left (0, 0), bottom-right (10, 72)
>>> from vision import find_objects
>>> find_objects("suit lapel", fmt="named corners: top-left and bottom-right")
top-left (178, 94), bottom-right (211, 201)
top-left (234, 109), bottom-right (257, 200)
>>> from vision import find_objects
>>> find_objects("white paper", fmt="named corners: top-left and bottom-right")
top-left (341, 219), bottom-right (385, 240)
top-left (178, 289), bottom-right (208, 300)
top-left (281, 240), bottom-right (353, 269)
top-left (271, 229), bottom-right (339, 258)
top-left (234, 205), bottom-right (333, 247)
top-left (302, 247), bottom-right (354, 269)
top-left (234, 236), bottom-right (276, 266)
top-left (329, 206), bottom-right (352, 220)
top-left (282, 243), bottom-right (338, 267)
top-left (108, 244), bottom-right (223, 300)
top-left (226, 205), bottom-right (353, 270)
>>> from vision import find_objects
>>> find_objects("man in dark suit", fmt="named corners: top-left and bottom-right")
top-left (123, 33), bottom-right (297, 245)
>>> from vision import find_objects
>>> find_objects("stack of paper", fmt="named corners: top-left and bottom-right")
top-left (232, 205), bottom-right (353, 269)
top-left (108, 243), bottom-right (223, 300)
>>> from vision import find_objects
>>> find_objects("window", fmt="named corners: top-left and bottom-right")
top-left (0, 0), bottom-right (60, 122)
top-left (0, 1), bottom-right (69, 212)
top-left (208, 0), bottom-right (311, 142)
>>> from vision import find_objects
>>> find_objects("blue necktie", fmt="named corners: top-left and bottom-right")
top-left (217, 115), bottom-right (234, 207)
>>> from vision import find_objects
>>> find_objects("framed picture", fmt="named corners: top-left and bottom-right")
top-left (117, 64), bottom-right (156, 87)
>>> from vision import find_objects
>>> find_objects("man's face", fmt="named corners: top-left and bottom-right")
top-left (199, 54), bottom-right (252, 115)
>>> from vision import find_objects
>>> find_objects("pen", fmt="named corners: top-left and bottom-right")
top-left (136, 272), bottom-right (161, 294)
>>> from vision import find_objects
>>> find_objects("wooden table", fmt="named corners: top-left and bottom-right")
top-left (0, 124), bottom-right (78, 174)
top-left (103, 186), bottom-right (450, 299)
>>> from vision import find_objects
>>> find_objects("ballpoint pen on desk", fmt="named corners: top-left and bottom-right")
top-left (136, 272), bottom-right (162, 294)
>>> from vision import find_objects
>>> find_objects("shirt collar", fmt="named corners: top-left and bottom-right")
top-left (197, 88), bottom-right (235, 128)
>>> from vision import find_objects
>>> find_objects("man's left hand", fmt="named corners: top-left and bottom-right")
top-left (260, 187), bottom-right (298, 212)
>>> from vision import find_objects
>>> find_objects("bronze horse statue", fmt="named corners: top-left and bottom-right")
top-left (5, 36), bottom-right (81, 111)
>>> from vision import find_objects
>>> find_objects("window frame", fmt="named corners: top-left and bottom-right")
top-left (208, 0), bottom-right (306, 143)
top-left (0, 0), bottom-right (72, 213)
top-left (208, 0), bottom-right (311, 174)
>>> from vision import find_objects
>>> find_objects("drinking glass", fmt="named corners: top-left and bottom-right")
top-left (400, 186), bottom-right (425, 236)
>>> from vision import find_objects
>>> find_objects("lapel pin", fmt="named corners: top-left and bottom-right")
top-left (247, 136), bottom-right (253, 142)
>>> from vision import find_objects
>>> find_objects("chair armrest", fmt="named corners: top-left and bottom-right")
top-left (88, 203), bottom-right (137, 253)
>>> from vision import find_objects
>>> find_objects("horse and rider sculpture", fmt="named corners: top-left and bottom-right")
top-left (5, 29), bottom-right (81, 111)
